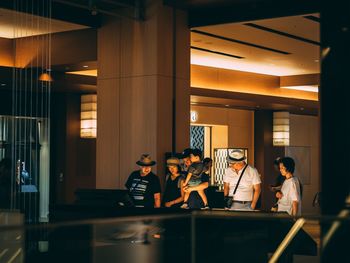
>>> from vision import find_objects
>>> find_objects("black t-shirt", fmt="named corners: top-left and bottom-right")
top-left (125, 170), bottom-right (161, 208)
top-left (187, 173), bottom-right (209, 209)
top-left (187, 162), bottom-right (204, 181)
top-left (162, 174), bottom-right (184, 207)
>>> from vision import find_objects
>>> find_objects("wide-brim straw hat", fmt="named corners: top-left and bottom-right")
top-left (136, 154), bottom-right (156, 166)
top-left (227, 149), bottom-right (246, 163)
top-left (166, 157), bottom-right (180, 167)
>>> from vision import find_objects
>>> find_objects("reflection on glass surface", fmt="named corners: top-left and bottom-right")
top-left (2, 211), bottom-right (350, 263)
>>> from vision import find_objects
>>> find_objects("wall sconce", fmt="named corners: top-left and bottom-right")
top-left (273, 111), bottom-right (289, 146)
top-left (80, 94), bottom-right (97, 138)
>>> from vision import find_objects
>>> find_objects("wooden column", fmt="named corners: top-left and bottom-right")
top-left (96, 1), bottom-right (190, 189)
top-left (254, 110), bottom-right (286, 210)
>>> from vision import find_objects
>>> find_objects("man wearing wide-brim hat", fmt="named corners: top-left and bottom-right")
top-left (223, 149), bottom-right (261, 211)
top-left (125, 154), bottom-right (161, 208)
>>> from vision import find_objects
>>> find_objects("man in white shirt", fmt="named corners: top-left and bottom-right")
top-left (223, 150), bottom-right (261, 211)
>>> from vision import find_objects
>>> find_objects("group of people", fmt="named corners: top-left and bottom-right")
top-left (125, 149), bottom-right (303, 216)
top-left (125, 148), bottom-right (212, 210)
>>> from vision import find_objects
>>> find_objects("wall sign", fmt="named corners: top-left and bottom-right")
top-left (190, 111), bottom-right (198, 122)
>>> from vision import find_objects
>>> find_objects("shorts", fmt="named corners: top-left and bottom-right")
top-left (187, 177), bottom-right (202, 187)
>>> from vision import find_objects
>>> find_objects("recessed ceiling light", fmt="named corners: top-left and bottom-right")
top-left (281, 85), bottom-right (318, 92)
top-left (314, 59), bottom-right (319, 63)
top-left (83, 65), bottom-right (89, 68)
top-left (66, 70), bottom-right (97, 76)
top-left (225, 104), bottom-right (230, 107)
top-left (1, 83), bottom-right (6, 86)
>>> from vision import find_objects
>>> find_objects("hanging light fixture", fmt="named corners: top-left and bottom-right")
top-left (273, 112), bottom-right (290, 146)
top-left (80, 94), bottom-right (97, 138)
top-left (39, 72), bottom-right (53, 82)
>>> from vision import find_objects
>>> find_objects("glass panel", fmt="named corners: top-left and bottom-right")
top-left (2, 211), bottom-right (342, 263)
top-left (0, 115), bottom-right (49, 223)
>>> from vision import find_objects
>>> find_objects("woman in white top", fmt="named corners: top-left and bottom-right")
top-left (277, 157), bottom-right (302, 216)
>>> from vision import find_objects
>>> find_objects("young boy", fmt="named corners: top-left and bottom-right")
top-left (180, 148), bottom-right (209, 209)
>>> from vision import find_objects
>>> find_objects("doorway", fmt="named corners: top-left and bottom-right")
top-left (190, 124), bottom-right (228, 186)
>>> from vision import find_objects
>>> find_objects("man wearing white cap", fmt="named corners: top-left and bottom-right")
top-left (223, 149), bottom-right (261, 211)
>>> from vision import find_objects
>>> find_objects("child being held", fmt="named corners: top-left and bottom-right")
top-left (180, 148), bottom-right (209, 210)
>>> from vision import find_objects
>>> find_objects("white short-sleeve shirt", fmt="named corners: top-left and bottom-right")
top-left (278, 176), bottom-right (302, 216)
top-left (223, 164), bottom-right (262, 201)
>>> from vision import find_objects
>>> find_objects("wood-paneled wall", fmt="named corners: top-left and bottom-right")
top-left (191, 105), bottom-right (254, 165)
top-left (13, 28), bottom-right (96, 68)
top-left (0, 38), bottom-right (14, 67)
top-left (254, 111), bottom-right (320, 213)
top-left (290, 114), bottom-right (320, 214)
top-left (51, 93), bottom-right (96, 204)
top-left (97, 2), bottom-right (190, 189)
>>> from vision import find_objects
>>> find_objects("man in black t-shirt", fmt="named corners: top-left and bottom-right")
top-left (125, 154), bottom-right (161, 208)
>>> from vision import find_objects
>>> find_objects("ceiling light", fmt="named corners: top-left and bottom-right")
top-left (191, 53), bottom-right (292, 76)
top-left (66, 70), bottom-right (97, 76)
top-left (280, 85), bottom-right (318, 92)
top-left (0, 8), bottom-right (89, 39)
top-left (1, 83), bottom-right (6, 86)
top-left (83, 65), bottom-right (89, 68)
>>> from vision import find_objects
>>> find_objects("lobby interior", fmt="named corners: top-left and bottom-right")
top-left (0, 0), bottom-right (349, 262)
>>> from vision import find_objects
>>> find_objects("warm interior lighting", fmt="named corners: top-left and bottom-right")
top-left (280, 85), bottom-right (318, 92)
top-left (81, 94), bottom-right (97, 138)
top-left (66, 70), bottom-right (97, 77)
top-left (39, 73), bottom-right (53, 82)
top-left (191, 51), bottom-right (298, 76)
top-left (273, 112), bottom-right (290, 146)
top-left (0, 8), bottom-right (88, 39)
